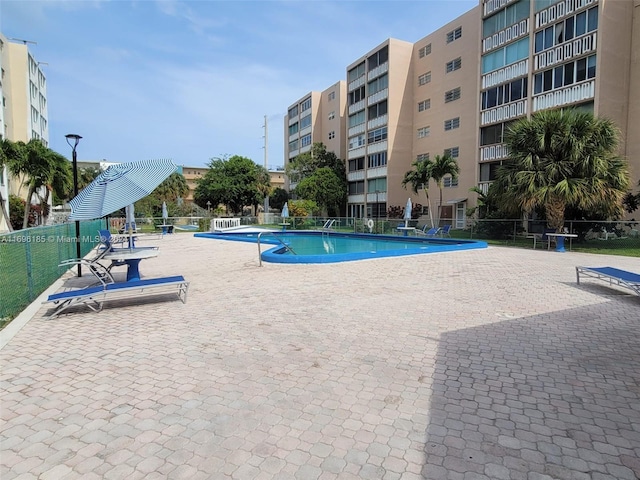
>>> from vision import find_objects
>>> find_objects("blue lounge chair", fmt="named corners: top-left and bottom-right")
top-left (44, 275), bottom-right (190, 318)
top-left (439, 225), bottom-right (452, 237)
top-left (416, 226), bottom-right (440, 237)
top-left (576, 267), bottom-right (640, 296)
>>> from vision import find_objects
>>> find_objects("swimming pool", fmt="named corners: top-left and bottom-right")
top-left (195, 230), bottom-right (487, 264)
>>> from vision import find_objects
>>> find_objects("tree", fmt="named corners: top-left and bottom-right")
top-left (194, 155), bottom-right (269, 216)
top-left (153, 172), bottom-right (189, 202)
top-left (429, 153), bottom-right (460, 227)
top-left (0, 139), bottom-right (22, 231)
top-left (286, 142), bottom-right (347, 215)
top-left (496, 109), bottom-right (630, 231)
top-left (4, 139), bottom-right (72, 229)
top-left (402, 156), bottom-right (434, 228)
top-left (270, 187), bottom-right (289, 211)
top-left (295, 167), bottom-right (345, 216)
top-left (78, 166), bottom-right (103, 190)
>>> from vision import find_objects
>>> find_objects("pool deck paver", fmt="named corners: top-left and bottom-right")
top-left (1, 233), bottom-right (639, 479)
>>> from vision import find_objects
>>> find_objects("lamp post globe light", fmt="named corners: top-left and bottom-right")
top-left (65, 134), bottom-right (83, 277)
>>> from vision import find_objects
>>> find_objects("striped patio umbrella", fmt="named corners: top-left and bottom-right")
top-left (69, 159), bottom-right (177, 221)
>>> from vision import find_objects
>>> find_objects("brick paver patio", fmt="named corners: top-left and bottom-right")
top-left (1, 234), bottom-right (639, 479)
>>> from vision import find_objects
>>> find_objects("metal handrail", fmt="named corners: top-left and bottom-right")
top-left (257, 231), bottom-right (297, 266)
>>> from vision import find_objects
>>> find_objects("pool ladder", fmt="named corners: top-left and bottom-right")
top-left (256, 231), bottom-right (296, 266)
top-left (321, 219), bottom-right (336, 237)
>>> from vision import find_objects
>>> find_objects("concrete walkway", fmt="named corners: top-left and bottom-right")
top-left (1, 234), bottom-right (639, 480)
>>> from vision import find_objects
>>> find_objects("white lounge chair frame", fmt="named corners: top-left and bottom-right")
top-left (44, 275), bottom-right (190, 318)
top-left (576, 266), bottom-right (640, 296)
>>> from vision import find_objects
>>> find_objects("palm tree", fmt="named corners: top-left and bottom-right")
top-left (429, 153), bottom-right (460, 227)
top-left (6, 139), bottom-right (72, 229)
top-left (0, 139), bottom-right (21, 232)
top-left (497, 109), bottom-right (630, 231)
top-left (402, 156), bottom-right (434, 228)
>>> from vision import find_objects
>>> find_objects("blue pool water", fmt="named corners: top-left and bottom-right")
top-left (195, 230), bottom-right (487, 264)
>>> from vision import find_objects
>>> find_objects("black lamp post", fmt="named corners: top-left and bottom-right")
top-left (65, 134), bottom-right (82, 277)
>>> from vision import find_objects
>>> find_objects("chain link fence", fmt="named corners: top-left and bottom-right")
top-left (0, 219), bottom-right (105, 326)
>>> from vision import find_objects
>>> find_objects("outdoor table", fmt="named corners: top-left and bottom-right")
top-left (157, 224), bottom-right (172, 234)
top-left (545, 233), bottom-right (578, 252)
top-left (104, 248), bottom-right (159, 282)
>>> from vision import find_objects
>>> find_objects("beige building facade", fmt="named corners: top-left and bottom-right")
top-left (0, 33), bottom-right (50, 231)
top-left (284, 81), bottom-right (347, 191)
top-left (283, 0), bottom-right (640, 225)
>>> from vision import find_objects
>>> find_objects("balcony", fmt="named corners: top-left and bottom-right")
top-left (348, 100), bottom-right (365, 116)
top-left (367, 141), bottom-right (388, 155)
top-left (483, 0), bottom-right (518, 17)
top-left (533, 80), bottom-right (595, 112)
top-left (534, 32), bottom-right (597, 70)
top-left (367, 88), bottom-right (388, 106)
top-left (348, 124), bottom-right (366, 137)
top-left (347, 170), bottom-right (366, 182)
top-left (482, 19), bottom-right (529, 54)
top-left (367, 62), bottom-right (388, 82)
top-left (367, 115), bottom-right (387, 130)
top-left (482, 59), bottom-right (528, 89)
top-left (348, 75), bottom-right (365, 92)
top-left (480, 100), bottom-right (527, 126)
top-left (479, 143), bottom-right (510, 163)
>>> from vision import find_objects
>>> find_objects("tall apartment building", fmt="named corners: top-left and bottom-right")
top-left (345, 39), bottom-right (414, 219)
top-left (0, 33), bottom-right (50, 231)
top-left (412, 9), bottom-right (481, 228)
top-left (478, 0), bottom-right (639, 211)
top-left (283, 0), bottom-right (640, 225)
top-left (284, 81), bottom-right (346, 191)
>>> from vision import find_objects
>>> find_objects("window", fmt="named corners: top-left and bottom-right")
top-left (349, 110), bottom-right (366, 128)
top-left (444, 146), bottom-right (459, 158)
top-left (368, 177), bottom-right (387, 192)
top-left (349, 134), bottom-right (366, 149)
top-left (368, 74), bottom-right (388, 95)
top-left (446, 26), bottom-right (462, 43)
top-left (348, 180), bottom-right (365, 195)
top-left (481, 77), bottom-right (528, 109)
top-left (328, 111), bottom-right (335, 120)
top-left (418, 99), bottom-right (431, 112)
top-left (481, 37), bottom-right (529, 74)
top-left (368, 152), bottom-right (387, 168)
top-left (300, 97), bottom-right (311, 112)
top-left (534, 7), bottom-right (599, 53)
top-left (367, 127), bottom-right (387, 143)
top-left (349, 86), bottom-right (365, 105)
top-left (289, 139), bottom-right (299, 151)
top-left (417, 126), bottom-right (430, 138)
top-left (418, 72), bottom-right (432, 86)
top-left (368, 100), bottom-right (387, 120)
top-left (483, 0), bottom-right (530, 37)
top-left (368, 45), bottom-right (388, 70)
top-left (328, 131), bottom-right (335, 140)
top-left (444, 117), bottom-right (460, 131)
top-left (480, 162), bottom-right (500, 182)
top-left (349, 157), bottom-right (365, 172)
top-left (533, 54), bottom-right (597, 94)
top-left (288, 105), bottom-right (298, 118)
top-left (419, 43), bottom-right (432, 58)
top-left (348, 62), bottom-right (366, 82)
top-left (444, 87), bottom-right (461, 103)
top-left (417, 153), bottom-right (430, 162)
top-left (288, 123), bottom-right (299, 136)
top-left (300, 134), bottom-right (312, 148)
top-left (328, 91), bottom-right (336, 101)
top-left (446, 57), bottom-right (462, 73)
top-left (443, 176), bottom-right (459, 188)
top-left (480, 122), bottom-right (512, 145)
top-left (300, 114), bottom-right (311, 129)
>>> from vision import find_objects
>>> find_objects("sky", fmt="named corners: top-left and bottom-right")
top-left (1, 0), bottom-right (476, 169)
